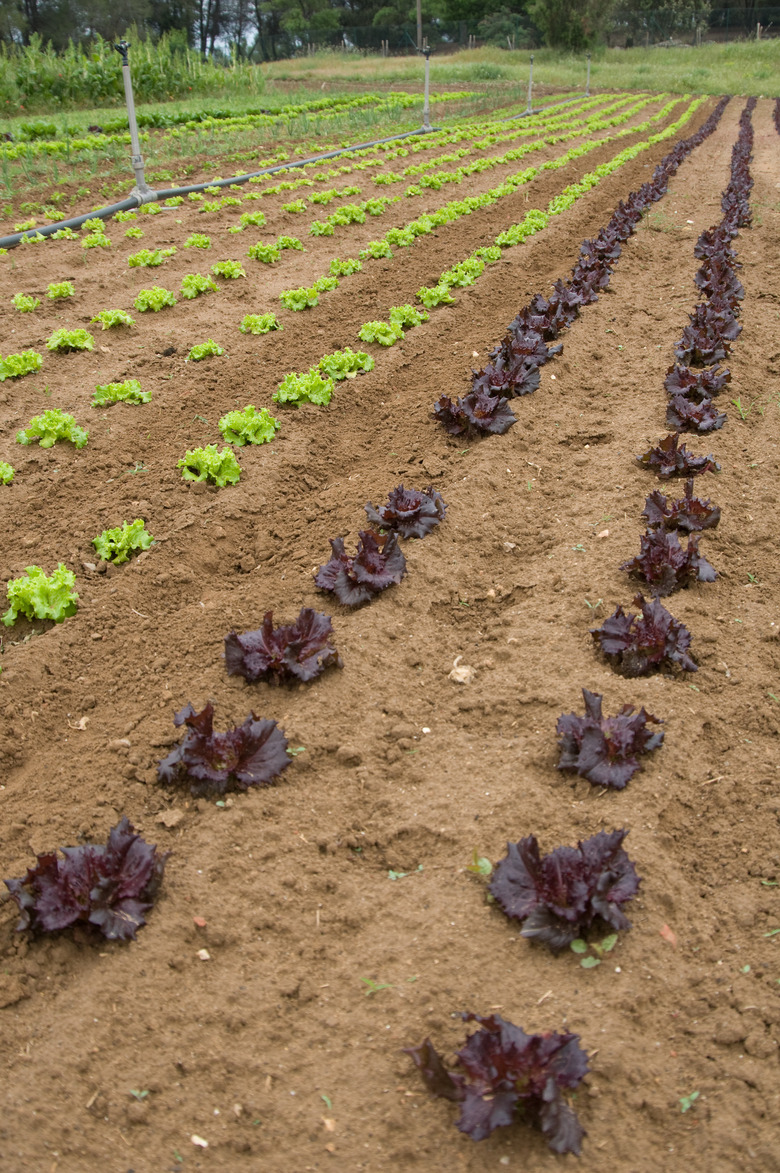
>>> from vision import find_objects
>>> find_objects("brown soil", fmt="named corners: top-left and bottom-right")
top-left (1, 96), bottom-right (779, 1172)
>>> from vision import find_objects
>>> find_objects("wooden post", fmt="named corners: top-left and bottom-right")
top-left (526, 54), bottom-right (534, 113)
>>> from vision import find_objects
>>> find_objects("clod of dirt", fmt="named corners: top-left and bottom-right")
top-left (448, 655), bottom-right (475, 684)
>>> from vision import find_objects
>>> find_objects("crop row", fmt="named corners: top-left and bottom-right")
top-left (0, 96), bottom-right (747, 1158)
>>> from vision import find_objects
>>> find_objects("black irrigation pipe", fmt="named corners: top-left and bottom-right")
top-left (0, 95), bottom-right (585, 251)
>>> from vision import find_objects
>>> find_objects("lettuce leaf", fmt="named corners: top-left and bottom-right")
top-left (3, 564), bottom-right (78, 625)
top-left (92, 519), bottom-right (153, 565)
top-left (556, 689), bottom-right (663, 789)
top-left (225, 608), bottom-right (342, 685)
top-left (315, 531), bottom-right (406, 607)
top-left (365, 484), bottom-right (446, 539)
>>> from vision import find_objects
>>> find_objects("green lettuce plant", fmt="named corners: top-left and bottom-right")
top-left (329, 257), bottom-right (362, 276)
top-left (313, 275), bottom-right (338, 293)
top-left (46, 281), bottom-right (75, 299)
top-left (12, 292), bottom-right (39, 312)
top-left (51, 227), bottom-right (78, 240)
top-left (178, 444), bottom-right (241, 486)
top-left (279, 286), bottom-right (318, 311)
top-left (318, 348), bottom-right (374, 381)
top-left (389, 304), bottom-right (428, 329)
top-left (0, 350), bottom-right (43, 380)
top-left (82, 233), bottom-right (111, 249)
top-left (239, 313), bottom-right (281, 335)
top-left (211, 260), bottom-right (245, 279)
top-left (93, 519), bottom-right (153, 564)
top-left (359, 240), bottom-right (392, 259)
top-left (3, 564), bottom-right (78, 626)
top-left (282, 199), bottom-right (306, 213)
top-left (218, 404), bottom-right (280, 445)
top-left (134, 287), bottom-right (177, 312)
top-left (416, 284), bottom-right (457, 309)
top-left (17, 408), bottom-right (88, 448)
top-left (240, 210), bottom-right (266, 228)
top-left (247, 242), bottom-right (280, 263)
top-left (274, 370), bottom-right (333, 406)
top-left (185, 233), bottom-right (211, 248)
top-left (186, 339), bottom-right (224, 361)
top-left (181, 273), bottom-right (218, 299)
top-left (91, 309), bottom-right (135, 329)
top-left (124, 227), bottom-right (144, 239)
top-left (92, 379), bottom-right (150, 406)
top-left (276, 235), bottom-right (304, 250)
top-left (357, 320), bottom-right (404, 346)
top-left (128, 248), bottom-right (176, 268)
top-left (0, 461), bottom-right (14, 484)
top-left (46, 328), bottom-right (94, 352)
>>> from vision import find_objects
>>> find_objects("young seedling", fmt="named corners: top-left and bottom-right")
top-left (569, 933), bottom-right (619, 968)
top-left (240, 313), bottom-right (282, 335)
top-left (360, 977), bottom-right (392, 996)
top-left (46, 328), bottom-right (94, 353)
top-left (12, 292), bottom-right (39, 312)
top-left (186, 339), bottom-right (224, 362)
top-left (46, 281), bottom-right (75, 299)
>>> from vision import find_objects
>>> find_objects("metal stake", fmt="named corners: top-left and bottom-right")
top-left (526, 54), bottom-right (534, 113)
top-left (113, 40), bottom-right (153, 200)
top-left (422, 45), bottom-right (433, 131)
top-left (586, 52), bottom-right (591, 97)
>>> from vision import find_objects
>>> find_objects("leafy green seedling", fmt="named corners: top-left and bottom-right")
top-left (93, 519), bottom-right (153, 564)
top-left (276, 235), bottom-right (304, 251)
top-left (358, 320), bottom-right (404, 346)
top-left (186, 339), bottom-right (224, 362)
top-left (570, 933), bottom-right (618, 968)
top-left (360, 977), bottom-right (392, 996)
top-left (0, 350), bottom-right (43, 380)
top-left (389, 304), bottom-right (428, 329)
top-left (282, 199), bottom-right (306, 213)
top-left (274, 370), bottom-right (333, 406)
top-left (46, 281), bottom-right (75, 299)
top-left (388, 865), bottom-right (423, 880)
top-left (279, 286), bottom-right (319, 311)
top-left (680, 1091), bottom-right (700, 1113)
top-left (128, 248), bottom-right (176, 268)
top-left (318, 348), bottom-right (374, 381)
top-left (185, 233), bottom-right (211, 248)
top-left (134, 287), bottom-right (177, 312)
top-left (416, 284), bottom-right (456, 309)
top-left (247, 242), bottom-right (281, 263)
top-left (46, 328), bottom-right (94, 352)
top-left (359, 240), bottom-right (392, 260)
top-left (329, 256), bottom-right (362, 276)
top-left (91, 309), bottom-right (136, 330)
top-left (3, 564), bottom-right (78, 626)
top-left (178, 445), bottom-right (240, 486)
top-left (92, 379), bottom-right (150, 406)
top-left (181, 273), bottom-right (218, 299)
top-left (240, 313), bottom-right (282, 335)
top-left (51, 227), bottom-right (78, 240)
top-left (0, 461), bottom-right (14, 484)
top-left (82, 233), bottom-right (111, 249)
top-left (466, 849), bottom-right (493, 877)
top-left (12, 292), bottom-right (39, 312)
top-left (219, 404), bottom-right (279, 446)
top-left (211, 260), bottom-right (245, 279)
top-left (240, 210), bottom-right (266, 228)
top-left (129, 1089), bottom-right (149, 1101)
top-left (17, 408), bottom-right (88, 448)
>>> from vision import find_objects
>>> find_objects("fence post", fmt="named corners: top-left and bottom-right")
top-left (112, 40), bottom-right (153, 200)
top-left (586, 51), bottom-right (591, 96)
top-left (526, 53), bottom-right (534, 113)
top-left (422, 45), bottom-right (433, 130)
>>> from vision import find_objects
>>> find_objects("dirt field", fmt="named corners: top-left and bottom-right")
top-left (1, 95), bottom-right (779, 1172)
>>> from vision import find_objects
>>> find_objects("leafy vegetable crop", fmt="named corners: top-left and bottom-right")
top-left (621, 529), bottom-right (717, 596)
top-left (46, 281), bottom-right (75, 299)
top-left (4, 817), bottom-right (168, 941)
top-left (157, 702), bottom-right (291, 797)
top-left (3, 563), bottom-right (78, 625)
top-left (0, 350), bottom-right (43, 380)
top-left (0, 461), bottom-right (14, 484)
top-left (128, 248), bottom-right (176, 268)
top-left (274, 369), bottom-right (333, 405)
top-left (637, 433), bottom-right (720, 478)
top-left (178, 444), bottom-right (240, 486)
top-left (185, 233), bottom-right (211, 248)
top-left (247, 242), bottom-right (280, 263)
top-left (240, 313), bottom-right (281, 335)
top-left (556, 689), bottom-right (663, 788)
top-left (93, 519), bottom-right (153, 564)
top-left (365, 484), bottom-right (446, 538)
top-left (315, 530), bottom-right (406, 607)
top-left (279, 285), bottom-right (319, 310)
top-left (218, 404), bottom-right (279, 445)
top-left (591, 593), bottom-right (697, 676)
top-left (181, 273), bottom-right (218, 299)
top-left (17, 408), bottom-right (88, 448)
top-left (225, 608), bottom-right (342, 685)
top-left (211, 260), bottom-right (245, 279)
top-left (329, 257), bottom-right (362, 276)
top-left (91, 309), bottom-right (136, 329)
top-left (405, 1013), bottom-right (588, 1153)
top-left (134, 287), bottom-right (177, 312)
top-left (186, 339), bottom-right (224, 361)
top-left (357, 320), bottom-right (404, 346)
top-left (92, 379), bottom-right (149, 406)
top-left (318, 348), bottom-right (374, 381)
top-left (642, 478), bottom-right (720, 532)
top-left (46, 328), bottom-right (94, 353)
top-left (12, 292), bottom-right (39, 312)
top-left (389, 304), bottom-right (429, 329)
top-left (433, 389), bottom-right (516, 437)
top-left (490, 829), bottom-right (640, 949)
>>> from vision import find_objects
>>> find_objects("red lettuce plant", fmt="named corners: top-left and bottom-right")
top-left (642, 478), bottom-right (721, 532)
top-left (405, 1013), bottom-right (589, 1153)
top-left (591, 593), bottom-right (697, 676)
top-left (225, 608), bottom-right (342, 685)
top-left (5, 818), bottom-right (168, 941)
top-left (433, 389), bottom-right (516, 437)
top-left (365, 483), bottom-right (446, 538)
top-left (637, 432), bottom-right (720, 478)
top-left (157, 702), bottom-right (290, 796)
top-left (666, 394), bottom-right (726, 433)
top-left (315, 530), bottom-right (406, 606)
top-left (664, 364), bottom-right (731, 400)
top-left (556, 688), bottom-right (664, 788)
top-left (621, 528), bottom-right (717, 596)
top-left (490, 829), bottom-right (640, 947)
